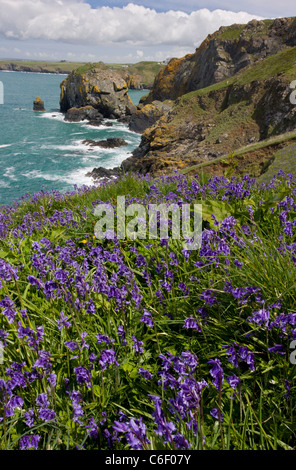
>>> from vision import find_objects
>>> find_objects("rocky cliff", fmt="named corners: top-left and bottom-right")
top-left (144, 17), bottom-right (296, 104)
top-left (60, 65), bottom-right (137, 119)
top-left (122, 41), bottom-right (296, 177)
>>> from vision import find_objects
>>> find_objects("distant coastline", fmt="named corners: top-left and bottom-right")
top-left (0, 59), bottom-right (165, 88)
top-left (0, 61), bottom-right (81, 75)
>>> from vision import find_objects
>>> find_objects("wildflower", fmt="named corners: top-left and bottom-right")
top-left (19, 435), bottom-right (41, 450)
top-left (47, 373), bottom-right (57, 389)
top-left (99, 349), bottom-right (119, 371)
top-left (36, 393), bottom-right (50, 409)
top-left (113, 416), bottom-right (150, 450)
top-left (199, 290), bottom-right (217, 306)
top-left (34, 350), bottom-right (51, 373)
top-left (117, 325), bottom-right (127, 345)
top-left (64, 340), bottom-right (79, 351)
top-left (0, 296), bottom-right (17, 324)
top-left (74, 366), bottom-right (92, 388)
top-left (284, 380), bottom-right (291, 400)
top-left (38, 408), bottom-right (56, 422)
top-left (140, 311), bottom-right (154, 328)
top-left (208, 358), bottom-right (224, 391)
top-left (238, 346), bottom-right (256, 371)
top-left (132, 336), bottom-right (144, 355)
top-left (226, 375), bottom-right (240, 390)
top-left (24, 408), bottom-right (35, 428)
top-left (210, 408), bottom-right (224, 422)
top-left (97, 333), bottom-right (114, 345)
top-left (85, 417), bottom-right (99, 439)
top-left (70, 390), bottom-right (84, 426)
top-left (174, 433), bottom-right (191, 449)
top-left (183, 316), bottom-right (201, 332)
top-left (139, 368), bottom-right (153, 381)
top-left (268, 344), bottom-right (286, 355)
top-left (57, 311), bottom-right (72, 330)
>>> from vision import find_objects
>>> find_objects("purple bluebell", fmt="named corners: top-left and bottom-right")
top-left (183, 317), bottom-right (201, 332)
top-left (208, 358), bottom-right (224, 391)
top-left (19, 435), bottom-right (41, 450)
top-left (140, 311), bottom-right (154, 328)
top-left (210, 408), bottom-right (224, 422)
top-left (139, 368), bottom-right (153, 380)
top-left (132, 336), bottom-right (144, 355)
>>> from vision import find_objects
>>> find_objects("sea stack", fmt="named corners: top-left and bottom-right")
top-left (59, 65), bottom-right (136, 119)
top-left (33, 96), bottom-right (45, 111)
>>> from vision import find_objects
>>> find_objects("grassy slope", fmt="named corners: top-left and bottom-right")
top-left (162, 46), bottom-right (296, 178)
top-left (1, 172), bottom-right (296, 450)
top-left (180, 131), bottom-right (296, 177)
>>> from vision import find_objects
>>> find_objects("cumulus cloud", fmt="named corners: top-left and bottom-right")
top-left (0, 0), bottom-right (263, 48)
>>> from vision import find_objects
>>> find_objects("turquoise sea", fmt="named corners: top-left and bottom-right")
top-left (0, 70), bottom-right (147, 206)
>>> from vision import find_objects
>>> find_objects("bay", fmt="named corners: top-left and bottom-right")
top-left (0, 70), bottom-right (146, 206)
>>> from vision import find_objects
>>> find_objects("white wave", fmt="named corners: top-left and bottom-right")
top-left (41, 140), bottom-right (94, 153)
top-left (3, 167), bottom-right (17, 181)
top-left (21, 169), bottom-right (41, 179)
top-left (38, 112), bottom-right (66, 122)
top-left (0, 180), bottom-right (10, 188)
top-left (64, 167), bottom-right (97, 186)
top-left (82, 123), bottom-right (108, 130)
top-left (0, 144), bottom-right (12, 148)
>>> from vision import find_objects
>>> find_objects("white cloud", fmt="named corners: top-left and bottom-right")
top-left (0, 1), bottom-right (263, 48)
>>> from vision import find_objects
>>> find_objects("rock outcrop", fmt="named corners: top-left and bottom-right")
top-left (144, 17), bottom-right (296, 104)
top-left (33, 97), bottom-right (45, 111)
top-left (86, 166), bottom-right (122, 180)
top-left (82, 138), bottom-right (128, 149)
top-left (121, 44), bottom-right (296, 177)
top-left (128, 100), bottom-right (173, 133)
top-left (60, 65), bottom-right (137, 119)
top-left (64, 106), bottom-right (103, 123)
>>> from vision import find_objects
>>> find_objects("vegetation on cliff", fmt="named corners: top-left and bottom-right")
top-left (1, 170), bottom-right (296, 450)
top-left (124, 33), bottom-right (296, 179)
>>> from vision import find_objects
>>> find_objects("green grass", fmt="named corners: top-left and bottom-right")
top-left (179, 46), bottom-right (296, 105)
top-left (259, 142), bottom-right (296, 182)
top-left (180, 131), bottom-right (296, 175)
top-left (1, 172), bottom-right (296, 450)
top-left (217, 24), bottom-right (245, 41)
top-left (0, 60), bottom-right (88, 74)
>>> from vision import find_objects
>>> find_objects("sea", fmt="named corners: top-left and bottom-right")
top-left (0, 70), bottom-right (147, 207)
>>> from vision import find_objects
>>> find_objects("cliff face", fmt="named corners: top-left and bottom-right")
top-left (60, 65), bottom-right (137, 119)
top-left (144, 17), bottom-right (296, 104)
top-left (122, 44), bottom-right (296, 177)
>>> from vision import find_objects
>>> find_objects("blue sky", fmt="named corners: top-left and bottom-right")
top-left (0, 1), bottom-right (295, 63)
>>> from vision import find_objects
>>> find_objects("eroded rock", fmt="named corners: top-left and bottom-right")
top-left (33, 97), bottom-right (45, 111)
top-left (60, 65), bottom-right (137, 119)
top-left (82, 138), bottom-right (128, 149)
top-left (64, 106), bottom-right (103, 123)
